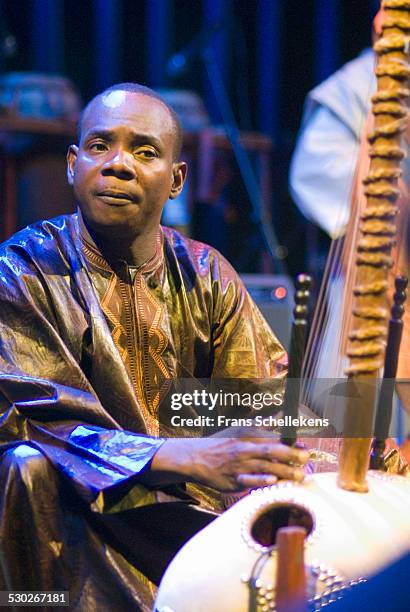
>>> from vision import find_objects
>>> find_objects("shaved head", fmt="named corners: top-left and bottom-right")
top-left (78, 83), bottom-right (183, 160)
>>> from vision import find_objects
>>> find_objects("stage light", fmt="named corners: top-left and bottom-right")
top-left (273, 286), bottom-right (287, 300)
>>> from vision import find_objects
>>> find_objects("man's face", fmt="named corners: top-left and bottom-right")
top-left (67, 91), bottom-right (186, 239)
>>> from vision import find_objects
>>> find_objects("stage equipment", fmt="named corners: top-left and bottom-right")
top-left (167, 23), bottom-right (285, 274)
top-left (156, 89), bottom-right (210, 133)
top-left (155, 3), bottom-right (410, 609)
top-left (166, 21), bottom-right (227, 78)
top-left (0, 73), bottom-right (80, 238)
top-left (0, 72), bottom-right (80, 123)
top-left (240, 274), bottom-right (294, 351)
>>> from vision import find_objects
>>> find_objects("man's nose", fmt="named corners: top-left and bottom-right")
top-left (101, 149), bottom-right (136, 179)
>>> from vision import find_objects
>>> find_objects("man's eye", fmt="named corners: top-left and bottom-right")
top-left (89, 142), bottom-right (108, 152)
top-left (136, 147), bottom-right (157, 158)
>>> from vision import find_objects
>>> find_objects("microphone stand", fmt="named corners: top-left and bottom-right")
top-left (200, 45), bottom-right (286, 275)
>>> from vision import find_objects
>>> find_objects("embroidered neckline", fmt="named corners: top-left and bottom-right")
top-left (76, 210), bottom-right (164, 275)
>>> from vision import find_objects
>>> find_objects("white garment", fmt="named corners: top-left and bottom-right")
top-left (289, 48), bottom-right (376, 238)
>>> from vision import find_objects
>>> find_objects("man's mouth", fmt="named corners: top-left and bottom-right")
top-left (96, 190), bottom-right (135, 204)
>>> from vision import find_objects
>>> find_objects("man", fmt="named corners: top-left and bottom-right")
top-left (289, 8), bottom-right (386, 238)
top-left (289, 47), bottom-right (375, 239)
top-left (0, 83), bottom-right (308, 610)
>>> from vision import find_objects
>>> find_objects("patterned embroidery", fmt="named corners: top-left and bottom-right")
top-left (100, 275), bottom-right (129, 365)
top-left (98, 269), bottom-right (172, 433)
top-left (134, 275), bottom-right (171, 413)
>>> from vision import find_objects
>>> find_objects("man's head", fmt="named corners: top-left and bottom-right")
top-left (67, 83), bottom-right (187, 240)
top-left (77, 83), bottom-right (183, 161)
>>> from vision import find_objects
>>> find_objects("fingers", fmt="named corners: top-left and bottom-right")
top-left (235, 466), bottom-right (304, 491)
top-left (264, 443), bottom-right (309, 466)
top-left (230, 443), bottom-right (308, 490)
top-left (240, 439), bottom-right (309, 466)
top-left (244, 459), bottom-right (306, 482)
top-left (268, 462), bottom-right (306, 481)
top-left (171, 437), bottom-right (310, 493)
top-left (236, 473), bottom-right (278, 489)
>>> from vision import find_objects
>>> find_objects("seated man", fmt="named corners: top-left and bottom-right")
top-left (0, 83), bottom-right (308, 611)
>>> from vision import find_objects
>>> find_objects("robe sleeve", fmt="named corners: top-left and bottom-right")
top-left (289, 48), bottom-right (375, 239)
top-left (0, 250), bottom-right (165, 504)
top-left (210, 254), bottom-right (287, 379)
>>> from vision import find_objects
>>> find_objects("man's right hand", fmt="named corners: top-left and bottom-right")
top-left (147, 437), bottom-right (309, 492)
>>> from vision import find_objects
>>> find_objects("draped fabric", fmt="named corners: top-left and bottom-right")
top-left (289, 48), bottom-right (376, 239)
top-left (0, 212), bottom-right (285, 610)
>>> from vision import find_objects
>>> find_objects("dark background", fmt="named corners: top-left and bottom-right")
top-left (0, 0), bottom-right (380, 279)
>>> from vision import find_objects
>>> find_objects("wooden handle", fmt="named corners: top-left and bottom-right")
top-left (275, 526), bottom-right (307, 612)
top-left (281, 274), bottom-right (312, 446)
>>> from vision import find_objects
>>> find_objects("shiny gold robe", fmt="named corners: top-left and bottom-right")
top-left (0, 212), bottom-right (285, 610)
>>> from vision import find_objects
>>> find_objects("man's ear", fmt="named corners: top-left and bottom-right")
top-left (66, 145), bottom-right (79, 186)
top-left (169, 162), bottom-right (187, 200)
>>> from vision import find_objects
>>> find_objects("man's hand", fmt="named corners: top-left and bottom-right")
top-left (148, 438), bottom-right (309, 492)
